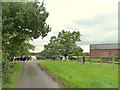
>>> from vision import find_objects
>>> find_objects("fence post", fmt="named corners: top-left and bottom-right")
top-left (100, 56), bottom-right (102, 67)
top-left (83, 56), bottom-right (85, 64)
top-left (113, 56), bottom-right (115, 69)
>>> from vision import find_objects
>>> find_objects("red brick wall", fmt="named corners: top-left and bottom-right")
top-left (90, 49), bottom-right (120, 57)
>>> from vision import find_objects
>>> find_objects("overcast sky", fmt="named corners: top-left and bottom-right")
top-left (29, 0), bottom-right (118, 53)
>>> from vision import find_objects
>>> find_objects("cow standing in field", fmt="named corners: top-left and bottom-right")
top-left (9, 56), bottom-right (30, 63)
top-left (46, 57), bottom-right (51, 60)
top-left (62, 56), bottom-right (65, 61)
top-left (31, 56), bottom-right (36, 61)
top-left (9, 57), bottom-right (14, 63)
top-left (56, 56), bottom-right (62, 60)
top-left (24, 56), bottom-right (31, 62)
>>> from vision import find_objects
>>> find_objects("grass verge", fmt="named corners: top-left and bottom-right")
top-left (2, 63), bottom-right (22, 88)
top-left (39, 60), bottom-right (118, 88)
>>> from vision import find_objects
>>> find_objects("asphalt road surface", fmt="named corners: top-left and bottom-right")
top-left (16, 61), bottom-right (60, 88)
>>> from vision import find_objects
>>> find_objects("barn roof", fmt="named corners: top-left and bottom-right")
top-left (90, 43), bottom-right (120, 49)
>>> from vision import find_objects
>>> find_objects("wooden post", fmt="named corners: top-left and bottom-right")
top-left (83, 56), bottom-right (85, 64)
top-left (113, 56), bottom-right (115, 69)
top-left (100, 56), bottom-right (102, 67)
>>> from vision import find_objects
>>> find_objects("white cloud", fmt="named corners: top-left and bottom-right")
top-left (29, 0), bottom-right (118, 52)
top-left (78, 45), bottom-right (90, 52)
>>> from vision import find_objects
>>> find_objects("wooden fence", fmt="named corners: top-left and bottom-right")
top-left (78, 56), bottom-right (120, 68)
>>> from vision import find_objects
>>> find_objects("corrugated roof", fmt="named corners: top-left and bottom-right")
top-left (90, 43), bottom-right (120, 49)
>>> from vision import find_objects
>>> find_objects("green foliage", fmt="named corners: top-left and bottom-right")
top-left (2, 63), bottom-right (22, 88)
top-left (72, 45), bottom-right (83, 56)
top-left (2, 60), bottom-right (11, 83)
top-left (30, 52), bottom-right (40, 56)
top-left (84, 52), bottom-right (90, 56)
top-left (39, 61), bottom-right (118, 88)
top-left (2, 53), bottom-right (10, 83)
top-left (2, 2), bottom-right (50, 87)
top-left (2, 2), bottom-right (51, 56)
top-left (40, 30), bottom-right (83, 57)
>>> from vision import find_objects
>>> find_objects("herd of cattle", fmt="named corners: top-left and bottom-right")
top-left (9, 56), bottom-right (36, 62)
top-left (9, 55), bottom-right (78, 62)
top-left (45, 56), bottom-right (77, 60)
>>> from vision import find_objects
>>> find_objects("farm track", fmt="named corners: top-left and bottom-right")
top-left (16, 61), bottom-right (60, 88)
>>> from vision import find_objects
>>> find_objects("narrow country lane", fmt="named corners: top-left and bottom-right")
top-left (16, 61), bottom-right (60, 88)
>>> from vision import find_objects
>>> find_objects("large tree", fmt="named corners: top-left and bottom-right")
top-left (40, 30), bottom-right (83, 58)
top-left (2, 2), bottom-right (51, 57)
top-left (2, 1), bottom-right (51, 85)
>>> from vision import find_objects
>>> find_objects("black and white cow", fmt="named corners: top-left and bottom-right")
top-left (56, 56), bottom-right (62, 60)
top-left (68, 56), bottom-right (77, 60)
top-left (9, 56), bottom-right (31, 62)
top-left (9, 57), bottom-right (14, 62)
top-left (31, 56), bottom-right (36, 61)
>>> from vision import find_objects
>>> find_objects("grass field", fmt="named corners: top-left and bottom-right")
top-left (2, 63), bottom-right (22, 88)
top-left (39, 61), bottom-right (118, 88)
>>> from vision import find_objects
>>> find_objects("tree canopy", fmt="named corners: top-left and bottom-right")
top-left (40, 30), bottom-right (83, 57)
top-left (2, 2), bottom-right (51, 57)
top-left (2, 1), bottom-right (51, 85)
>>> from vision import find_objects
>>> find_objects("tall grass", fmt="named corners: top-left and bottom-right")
top-left (2, 63), bottom-right (22, 88)
top-left (39, 61), bottom-right (118, 88)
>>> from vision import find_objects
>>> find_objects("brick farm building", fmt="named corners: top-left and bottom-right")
top-left (90, 43), bottom-right (120, 57)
